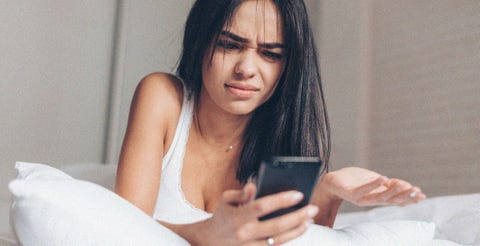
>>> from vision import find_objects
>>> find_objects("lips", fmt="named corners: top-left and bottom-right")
top-left (225, 83), bottom-right (259, 91)
top-left (225, 83), bottom-right (259, 99)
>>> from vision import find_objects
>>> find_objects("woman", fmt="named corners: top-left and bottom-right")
top-left (115, 0), bottom-right (425, 245)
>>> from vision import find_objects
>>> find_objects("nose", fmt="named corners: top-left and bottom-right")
top-left (233, 50), bottom-right (257, 80)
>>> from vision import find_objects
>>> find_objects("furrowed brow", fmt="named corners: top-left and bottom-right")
top-left (220, 30), bottom-right (285, 49)
top-left (258, 43), bottom-right (285, 49)
top-left (220, 31), bottom-right (248, 43)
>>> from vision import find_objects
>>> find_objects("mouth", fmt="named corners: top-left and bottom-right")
top-left (225, 83), bottom-right (260, 91)
top-left (224, 83), bottom-right (259, 99)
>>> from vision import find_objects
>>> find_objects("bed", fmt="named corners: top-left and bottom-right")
top-left (1, 162), bottom-right (479, 245)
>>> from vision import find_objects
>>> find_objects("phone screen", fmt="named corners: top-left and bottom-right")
top-left (254, 156), bottom-right (323, 221)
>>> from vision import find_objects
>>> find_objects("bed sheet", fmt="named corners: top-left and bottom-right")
top-left (335, 193), bottom-right (480, 245)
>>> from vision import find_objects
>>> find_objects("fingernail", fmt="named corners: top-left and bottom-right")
top-left (408, 191), bottom-right (418, 198)
top-left (291, 191), bottom-right (304, 201)
top-left (307, 206), bottom-right (319, 217)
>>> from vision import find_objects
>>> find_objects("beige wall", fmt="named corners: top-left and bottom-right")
top-left (0, 1), bottom-right (116, 199)
top-left (315, 0), bottom-right (479, 211)
top-left (314, 1), bottom-right (371, 171)
top-left (367, 0), bottom-right (480, 197)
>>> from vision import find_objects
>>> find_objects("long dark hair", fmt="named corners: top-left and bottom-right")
top-left (177, 0), bottom-right (330, 183)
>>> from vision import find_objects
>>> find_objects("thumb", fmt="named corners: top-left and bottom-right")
top-left (221, 183), bottom-right (256, 206)
top-left (240, 183), bottom-right (257, 204)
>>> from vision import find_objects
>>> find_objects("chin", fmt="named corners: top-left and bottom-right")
top-left (224, 101), bottom-right (257, 116)
top-left (228, 108), bottom-right (255, 116)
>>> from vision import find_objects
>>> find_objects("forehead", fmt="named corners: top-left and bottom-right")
top-left (227, 0), bottom-right (283, 43)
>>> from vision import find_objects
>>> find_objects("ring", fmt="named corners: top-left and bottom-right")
top-left (267, 237), bottom-right (275, 246)
top-left (409, 191), bottom-right (417, 198)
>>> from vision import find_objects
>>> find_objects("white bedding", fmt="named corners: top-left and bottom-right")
top-left (1, 162), bottom-right (479, 245)
top-left (334, 193), bottom-right (480, 245)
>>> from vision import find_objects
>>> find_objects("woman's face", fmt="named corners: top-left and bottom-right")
top-left (201, 0), bottom-right (285, 116)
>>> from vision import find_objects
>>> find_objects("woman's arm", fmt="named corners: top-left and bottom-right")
top-left (115, 72), bottom-right (182, 214)
top-left (311, 167), bottom-right (426, 227)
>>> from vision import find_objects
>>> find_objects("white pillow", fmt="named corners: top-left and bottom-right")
top-left (9, 162), bottom-right (189, 246)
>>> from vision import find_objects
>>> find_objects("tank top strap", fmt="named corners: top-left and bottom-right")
top-left (153, 77), bottom-right (212, 223)
top-left (161, 79), bottom-right (194, 171)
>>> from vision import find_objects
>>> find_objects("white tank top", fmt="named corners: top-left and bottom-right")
top-left (152, 84), bottom-right (213, 224)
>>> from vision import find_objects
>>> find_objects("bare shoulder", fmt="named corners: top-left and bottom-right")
top-left (134, 72), bottom-right (183, 111)
top-left (125, 72), bottom-right (185, 152)
top-left (129, 72), bottom-right (184, 124)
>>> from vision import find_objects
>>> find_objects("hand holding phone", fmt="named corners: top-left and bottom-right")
top-left (255, 156), bottom-right (323, 220)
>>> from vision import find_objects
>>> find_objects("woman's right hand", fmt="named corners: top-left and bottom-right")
top-left (193, 183), bottom-right (318, 246)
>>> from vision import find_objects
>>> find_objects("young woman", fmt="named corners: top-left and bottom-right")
top-left (115, 0), bottom-right (425, 245)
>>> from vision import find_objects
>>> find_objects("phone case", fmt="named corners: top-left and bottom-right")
top-left (255, 156), bottom-right (323, 221)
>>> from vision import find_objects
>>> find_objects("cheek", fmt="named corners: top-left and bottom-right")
top-left (264, 63), bottom-right (284, 91)
top-left (203, 52), bottom-right (233, 82)
top-left (259, 62), bottom-right (284, 103)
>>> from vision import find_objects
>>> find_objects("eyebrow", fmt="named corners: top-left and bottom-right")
top-left (219, 30), bottom-right (285, 49)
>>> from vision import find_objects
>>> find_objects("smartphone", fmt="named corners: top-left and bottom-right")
top-left (255, 156), bottom-right (324, 221)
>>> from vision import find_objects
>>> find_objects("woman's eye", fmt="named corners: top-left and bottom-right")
top-left (261, 51), bottom-right (284, 61)
top-left (216, 40), bottom-right (240, 50)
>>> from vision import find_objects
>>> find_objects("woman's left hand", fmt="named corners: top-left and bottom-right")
top-left (318, 167), bottom-right (426, 207)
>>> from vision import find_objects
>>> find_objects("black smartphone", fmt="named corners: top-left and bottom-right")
top-left (255, 156), bottom-right (324, 221)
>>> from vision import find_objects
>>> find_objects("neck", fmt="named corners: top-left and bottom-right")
top-left (194, 92), bottom-right (251, 149)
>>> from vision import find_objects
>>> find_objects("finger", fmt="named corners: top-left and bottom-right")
top-left (367, 179), bottom-right (412, 204)
top-left (247, 191), bottom-right (304, 218)
top-left (221, 188), bottom-right (253, 207)
top-left (413, 192), bottom-right (427, 203)
top-left (261, 220), bottom-right (312, 246)
top-left (384, 178), bottom-right (413, 189)
top-left (353, 176), bottom-right (389, 200)
top-left (221, 183), bottom-right (258, 206)
top-left (386, 187), bottom-right (418, 205)
top-left (248, 193), bottom-right (304, 220)
top-left (241, 183), bottom-right (257, 204)
top-left (393, 187), bottom-right (426, 206)
top-left (253, 205), bottom-right (318, 238)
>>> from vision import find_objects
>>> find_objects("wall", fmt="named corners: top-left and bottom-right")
top-left (367, 0), bottom-right (480, 197)
top-left (315, 0), bottom-right (480, 211)
top-left (313, 0), bottom-right (371, 170)
top-left (0, 1), bottom-right (116, 199)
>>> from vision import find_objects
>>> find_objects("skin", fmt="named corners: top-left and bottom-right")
top-left (115, 1), bottom-right (426, 245)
